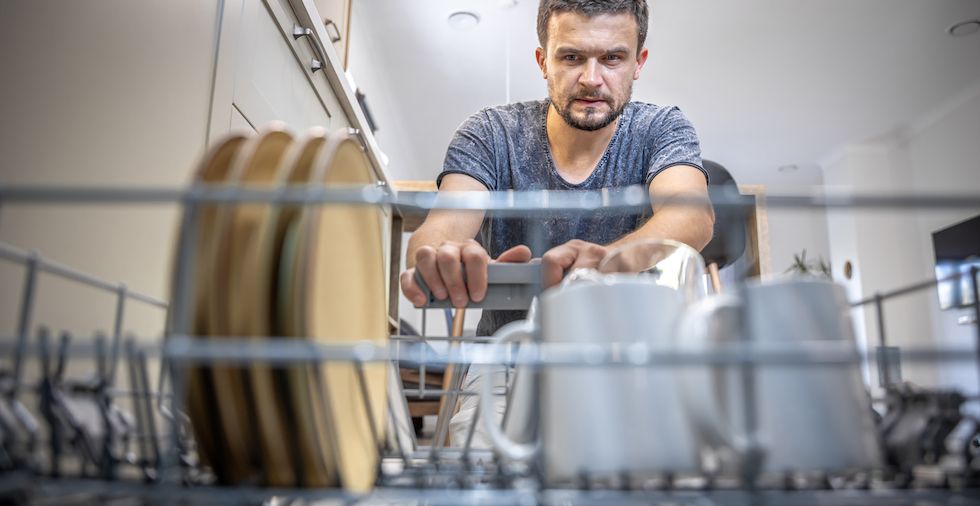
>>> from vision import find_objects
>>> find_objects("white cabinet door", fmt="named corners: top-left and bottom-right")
top-left (313, 0), bottom-right (352, 69)
top-left (209, 0), bottom-right (349, 139)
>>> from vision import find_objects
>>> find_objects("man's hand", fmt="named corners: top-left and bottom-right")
top-left (541, 239), bottom-right (610, 288)
top-left (401, 241), bottom-right (532, 308)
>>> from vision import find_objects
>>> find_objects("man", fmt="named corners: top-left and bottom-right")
top-left (401, 0), bottom-right (714, 339)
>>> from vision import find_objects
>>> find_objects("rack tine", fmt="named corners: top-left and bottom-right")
top-left (154, 336), bottom-right (188, 425)
top-left (137, 341), bottom-right (161, 479)
top-left (10, 399), bottom-right (39, 469)
top-left (54, 332), bottom-right (70, 381)
top-left (95, 332), bottom-right (117, 481)
top-left (38, 327), bottom-right (52, 380)
top-left (108, 283), bottom-right (127, 385)
top-left (170, 202), bottom-right (199, 337)
top-left (157, 287), bottom-right (175, 425)
top-left (156, 201), bottom-right (195, 479)
top-left (160, 353), bottom-right (187, 484)
top-left (93, 330), bottom-right (114, 475)
top-left (94, 333), bottom-right (108, 384)
top-left (429, 359), bottom-right (466, 462)
top-left (460, 398), bottom-right (480, 463)
top-left (37, 327), bottom-right (60, 477)
top-left (127, 339), bottom-right (149, 480)
top-left (353, 361), bottom-right (384, 467)
top-left (383, 368), bottom-right (410, 468)
top-left (12, 252), bottom-right (39, 399)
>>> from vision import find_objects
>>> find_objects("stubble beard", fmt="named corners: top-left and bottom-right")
top-left (553, 87), bottom-right (631, 132)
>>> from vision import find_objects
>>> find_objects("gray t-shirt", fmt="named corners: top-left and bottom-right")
top-left (437, 99), bottom-right (705, 336)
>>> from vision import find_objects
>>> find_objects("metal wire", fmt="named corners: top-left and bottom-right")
top-left (2, 184), bottom-right (979, 503)
top-left (2, 183), bottom-right (980, 211)
top-left (4, 335), bottom-right (979, 367)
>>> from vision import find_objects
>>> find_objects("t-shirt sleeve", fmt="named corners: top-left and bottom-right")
top-left (644, 107), bottom-right (708, 185)
top-left (436, 111), bottom-right (497, 190)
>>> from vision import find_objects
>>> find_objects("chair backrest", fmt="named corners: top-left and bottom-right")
top-left (700, 160), bottom-right (747, 269)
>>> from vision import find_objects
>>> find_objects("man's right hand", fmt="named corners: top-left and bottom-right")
top-left (400, 240), bottom-right (532, 308)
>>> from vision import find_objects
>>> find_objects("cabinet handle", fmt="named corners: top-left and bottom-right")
top-left (293, 24), bottom-right (328, 74)
top-left (324, 19), bottom-right (342, 43)
top-left (292, 25), bottom-right (313, 40)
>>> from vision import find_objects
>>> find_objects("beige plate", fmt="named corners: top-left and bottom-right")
top-left (209, 126), bottom-right (295, 486)
top-left (168, 133), bottom-right (247, 483)
top-left (254, 128), bottom-right (339, 487)
top-left (296, 129), bottom-right (388, 492)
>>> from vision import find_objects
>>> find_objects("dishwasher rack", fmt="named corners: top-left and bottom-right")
top-left (1, 184), bottom-right (980, 505)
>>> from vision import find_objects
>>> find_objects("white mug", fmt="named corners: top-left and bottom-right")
top-left (480, 240), bottom-right (707, 483)
top-left (677, 278), bottom-right (882, 474)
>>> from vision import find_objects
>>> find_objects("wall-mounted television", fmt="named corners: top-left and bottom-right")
top-left (933, 214), bottom-right (980, 311)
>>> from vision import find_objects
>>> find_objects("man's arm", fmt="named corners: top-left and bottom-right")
top-left (540, 165), bottom-right (714, 286)
top-left (609, 164), bottom-right (714, 250)
top-left (401, 173), bottom-right (531, 307)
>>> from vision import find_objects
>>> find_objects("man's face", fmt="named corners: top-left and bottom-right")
top-left (536, 12), bottom-right (648, 131)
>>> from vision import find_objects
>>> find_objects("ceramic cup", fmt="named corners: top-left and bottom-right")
top-left (676, 278), bottom-right (882, 474)
top-left (479, 240), bottom-right (707, 483)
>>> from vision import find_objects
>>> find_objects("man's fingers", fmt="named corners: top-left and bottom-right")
top-left (495, 244), bottom-right (532, 264)
top-left (541, 245), bottom-right (577, 288)
top-left (569, 242), bottom-right (607, 271)
top-left (415, 245), bottom-right (447, 301)
top-left (539, 241), bottom-right (608, 288)
top-left (436, 243), bottom-right (468, 307)
top-left (399, 269), bottom-right (427, 307)
top-left (460, 242), bottom-right (491, 302)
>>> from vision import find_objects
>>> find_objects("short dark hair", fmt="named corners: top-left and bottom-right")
top-left (537, 0), bottom-right (649, 53)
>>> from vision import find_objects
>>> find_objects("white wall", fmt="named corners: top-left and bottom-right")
top-left (823, 144), bottom-right (935, 389)
top-left (347, 2), bottom-right (427, 181)
top-left (0, 1), bottom-right (220, 342)
top-left (904, 82), bottom-right (980, 396)
top-left (821, 80), bottom-right (980, 394)
top-left (765, 201), bottom-right (832, 277)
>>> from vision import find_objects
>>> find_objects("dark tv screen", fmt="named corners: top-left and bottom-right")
top-left (933, 214), bottom-right (980, 310)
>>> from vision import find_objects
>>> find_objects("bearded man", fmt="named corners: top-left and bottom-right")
top-left (401, 0), bottom-right (715, 339)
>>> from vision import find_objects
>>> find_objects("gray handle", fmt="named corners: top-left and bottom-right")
top-left (292, 24), bottom-right (328, 74)
top-left (324, 19), bottom-right (342, 43)
top-left (413, 263), bottom-right (541, 310)
top-left (291, 25), bottom-right (313, 40)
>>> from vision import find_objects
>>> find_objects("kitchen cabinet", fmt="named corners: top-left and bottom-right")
top-left (313, 0), bottom-right (353, 69)
top-left (207, 0), bottom-right (349, 139)
top-left (207, 0), bottom-right (394, 319)
top-left (205, 0), bottom-right (388, 184)
top-left (0, 0), bottom-right (392, 337)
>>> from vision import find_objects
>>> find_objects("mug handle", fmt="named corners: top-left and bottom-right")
top-left (676, 294), bottom-right (742, 451)
top-left (479, 320), bottom-right (539, 461)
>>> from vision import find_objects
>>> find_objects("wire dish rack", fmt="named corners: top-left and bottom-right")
top-left (1, 185), bottom-right (979, 505)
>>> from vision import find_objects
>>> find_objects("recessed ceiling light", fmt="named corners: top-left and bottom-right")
top-left (448, 11), bottom-right (480, 29)
top-left (947, 19), bottom-right (980, 37)
top-left (777, 164), bottom-right (799, 173)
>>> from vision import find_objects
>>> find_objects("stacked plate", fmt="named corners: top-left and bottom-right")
top-left (170, 125), bottom-right (388, 491)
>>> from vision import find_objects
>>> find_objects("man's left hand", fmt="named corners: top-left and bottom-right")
top-left (541, 239), bottom-right (609, 288)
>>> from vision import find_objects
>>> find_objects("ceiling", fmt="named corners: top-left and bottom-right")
top-left (348, 0), bottom-right (980, 187)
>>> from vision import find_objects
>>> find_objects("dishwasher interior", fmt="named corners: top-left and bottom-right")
top-left (0, 183), bottom-right (979, 506)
